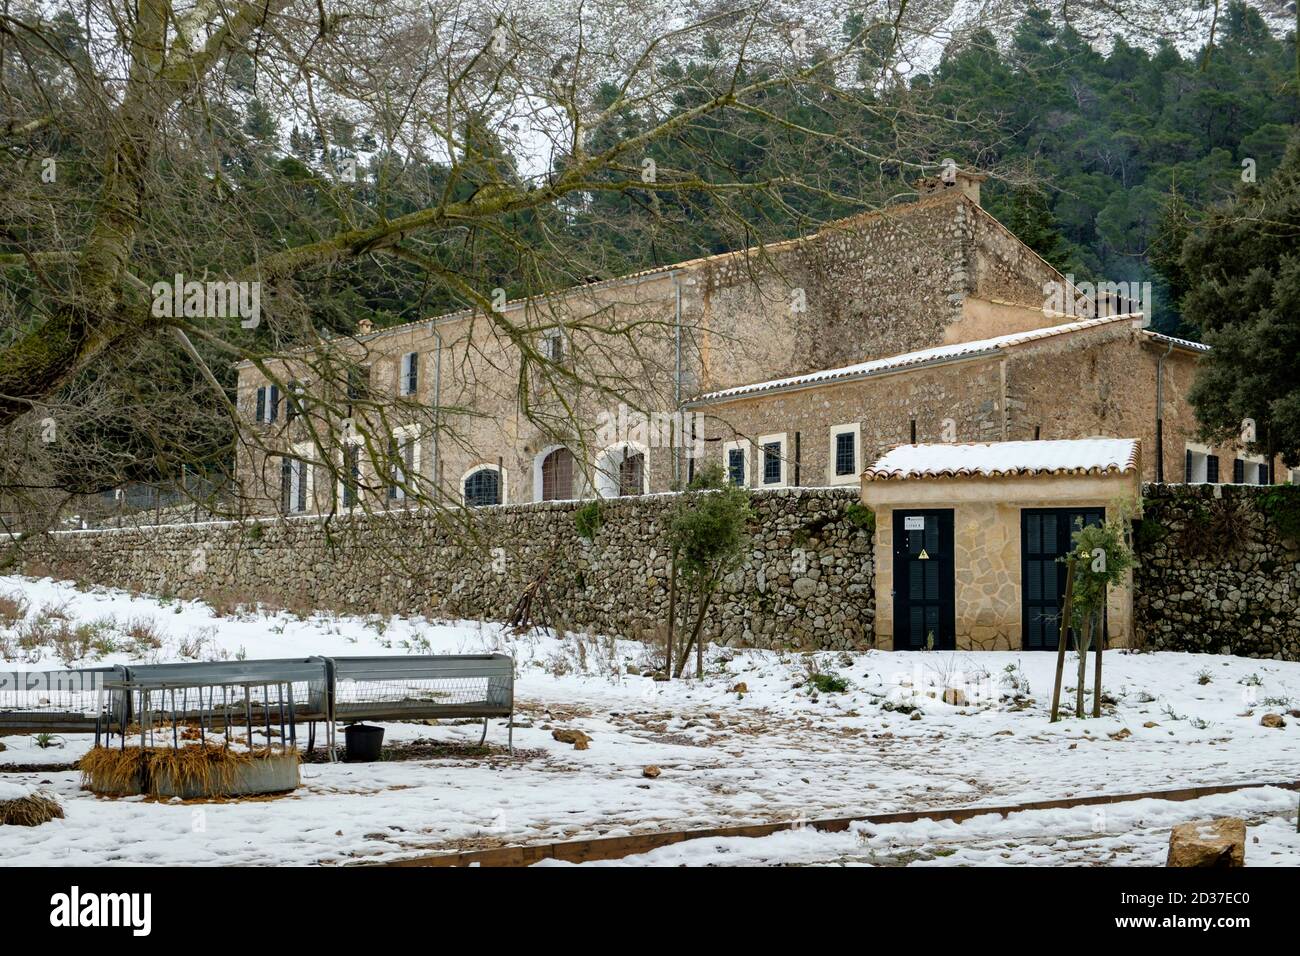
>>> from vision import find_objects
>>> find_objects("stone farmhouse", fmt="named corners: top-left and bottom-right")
top-left (236, 169), bottom-right (1275, 509)
top-left (232, 169), bottom-right (1290, 651)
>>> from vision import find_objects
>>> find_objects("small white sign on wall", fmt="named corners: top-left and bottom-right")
top-left (904, 516), bottom-right (925, 531)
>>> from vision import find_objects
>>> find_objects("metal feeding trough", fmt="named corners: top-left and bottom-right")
top-left (81, 659), bottom-right (325, 798)
top-left (4, 653), bottom-right (516, 778)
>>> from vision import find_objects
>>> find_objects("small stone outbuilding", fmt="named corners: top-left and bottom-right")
top-left (860, 438), bottom-right (1142, 651)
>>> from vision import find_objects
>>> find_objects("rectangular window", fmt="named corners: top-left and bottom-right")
top-left (1206, 455), bottom-right (1219, 484)
top-left (1184, 447), bottom-right (1208, 483)
top-left (255, 386), bottom-right (267, 423)
top-left (280, 458), bottom-right (292, 514)
top-left (286, 381), bottom-right (302, 421)
top-left (762, 441), bottom-right (782, 485)
top-left (267, 384), bottom-right (280, 423)
top-left (342, 445), bottom-right (360, 508)
top-left (282, 457), bottom-right (309, 514)
top-left (727, 448), bottom-right (745, 486)
top-left (287, 443), bottom-right (313, 513)
top-left (1233, 458), bottom-right (1245, 484)
top-left (833, 430), bottom-right (857, 478)
top-left (400, 352), bottom-right (419, 396)
top-left (1257, 462), bottom-right (1270, 485)
top-left (347, 366), bottom-right (369, 403)
top-left (387, 430), bottom-right (418, 501)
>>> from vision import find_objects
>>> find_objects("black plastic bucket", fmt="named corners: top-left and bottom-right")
top-left (344, 724), bottom-right (385, 762)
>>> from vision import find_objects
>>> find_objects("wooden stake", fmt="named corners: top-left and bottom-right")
top-left (1092, 589), bottom-right (1105, 718)
top-left (1050, 559), bottom-right (1075, 723)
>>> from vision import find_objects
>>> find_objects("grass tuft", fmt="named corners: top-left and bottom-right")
top-left (0, 791), bottom-right (64, 827)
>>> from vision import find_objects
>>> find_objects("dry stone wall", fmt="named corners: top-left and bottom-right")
top-left (1135, 484), bottom-right (1300, 660)
top-left (21, 488), bottom-right (874, 651)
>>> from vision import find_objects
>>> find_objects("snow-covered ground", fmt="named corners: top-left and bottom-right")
top-left (1, 575), bottom-right (1297, 867)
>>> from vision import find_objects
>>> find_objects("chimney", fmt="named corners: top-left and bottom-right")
top-left (914, 166), bottom-right (987, 206)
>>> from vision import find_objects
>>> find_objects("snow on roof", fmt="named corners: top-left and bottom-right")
top-left (863, 438), bottom-right (1140, 481)
top-left (693, 314), bottom-right (1141, 404)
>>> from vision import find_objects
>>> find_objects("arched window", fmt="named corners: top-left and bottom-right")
top-left (540, 448), bottom-right (574, 501)
top-left (594, 442), bottom-right (648, 497)
top-left (464, 467), bottom-right (501, 507)
top-left (618, 452), bottom-right (645, 496)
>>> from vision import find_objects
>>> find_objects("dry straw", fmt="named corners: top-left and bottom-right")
top-left (0, 791), bottom-right (64, 826)
top-left (81, 743), bottom-right (294, 797)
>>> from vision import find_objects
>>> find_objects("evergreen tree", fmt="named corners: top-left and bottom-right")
top-left (1180, 134), bottom-right (1300, 467)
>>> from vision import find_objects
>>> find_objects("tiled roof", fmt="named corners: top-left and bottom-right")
top-left (1141, 330), bottom-right (1211, 353)
top-left (693, 313), bottom-right (1141, 404)
top-left (862, 438), bottom-right (1140, 481)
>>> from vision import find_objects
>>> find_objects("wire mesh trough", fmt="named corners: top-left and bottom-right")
top-left (0, 666), bottom-right (125, 735)
top-left (3, 653), bottom-right (516, 774)
top-left (81, 659), bottom-right (326, 798)
top-left (326, 654), bottom-right (515, 752)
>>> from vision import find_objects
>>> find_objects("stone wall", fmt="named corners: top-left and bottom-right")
top-left (1135, 484), bottom-right (1300, 659)
top-left (19, 488), bottom-right (874, 651)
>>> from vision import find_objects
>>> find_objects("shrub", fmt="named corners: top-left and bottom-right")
top-left (1257, 485), bottom-right (1300, 542)
top-left (574, 501), bottom-right (602, 539)
top-left (0, 591), bottom-right (27, 628)
top-left (844, 503), bottom-right (875, 533)
top-left (806, 672), bottom-right (849, 694)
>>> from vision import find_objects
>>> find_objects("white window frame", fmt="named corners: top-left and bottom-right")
top-left (388, 425), bottom-right (421, 501)
top-left (287, 441), bottom-right (315, 514)
top-left (337, 430), bottom-right (366, 511)
top-left (1185, 442), bottom-right (1211, 484)
top-left (828, 423), bottom-right (861, 486)
top-left (1238, 452), bottom-right (1268, 485)
top-left (722, 439), bottom-right (751, 488)
top-left (593, 441), bottom-right (650, 498)
top-left (541, 328), bottom-right (566, 364)
top-left (399, 352), bottom-right (419, 396)
top-left (461, 463), bottom-right (507, 507)
top-left (757, 432), bottom-right (788, 488)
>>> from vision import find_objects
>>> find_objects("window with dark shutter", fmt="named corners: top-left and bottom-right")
top-left (835, 432), bottom-right (855, 476)
top-left (295, 460), bottom-right (308, 512)
top-left (342, 446), bottom-right (360, 507)
top-left (727, 448), bottom-right (745, 486)
top-left (1206, 455), bottom-right (1219, 483)
top-left (1184, 449), bottom-right (1192, 482)
top-left (287, 381), bottom-right (302, 421)
top-left (1258, 462), bottom-right (1270, 485)
top-left (387, 437), bottom-right (402, 500)
top-left (618, 453), bottom-right (645, 496)
top-left (268, 385), bottom-right (280, 423)
top-left (255, 386), bottom-right (267, 423)
top-left (762, 441), bottom-right (782, 484)
top-left (280, 458), bottom-right (292, 513)
top-left (347, 366), bottom-right (369, 402)
top-left (465, 468), bottom-right (501, 507)
top-left (397, 351), bottom-right (418, 395)
top-left (1233, 458), bottom-right (1245, 484)
top-left (540, 448), bottom-right (574, 500)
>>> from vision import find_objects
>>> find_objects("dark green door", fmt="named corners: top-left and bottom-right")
top-left (1021, 508), bottom-right (1104, 651)
top-left (892, 510), bottom-right (955, 650)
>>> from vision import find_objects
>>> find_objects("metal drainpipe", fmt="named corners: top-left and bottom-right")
top-left (1155, 340), bottom-right (1173, 483)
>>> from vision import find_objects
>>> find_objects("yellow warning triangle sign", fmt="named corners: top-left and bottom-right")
top-left (918, 549), bottom-right (930, 560)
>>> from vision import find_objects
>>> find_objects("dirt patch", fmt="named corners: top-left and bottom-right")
top-left (301, 738), bottom-right (544, 764)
